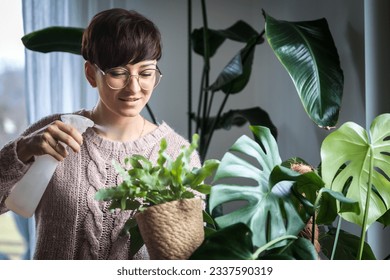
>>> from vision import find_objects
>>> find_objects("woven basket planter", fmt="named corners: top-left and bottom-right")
top-left (135, 198), bottom-right (204, 260)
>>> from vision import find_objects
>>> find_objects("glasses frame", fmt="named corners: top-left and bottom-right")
top-left (94, 63), bottom-right (162, 90)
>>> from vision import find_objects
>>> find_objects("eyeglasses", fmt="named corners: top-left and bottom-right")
top-left (94, 64), bottom-right (162, 90)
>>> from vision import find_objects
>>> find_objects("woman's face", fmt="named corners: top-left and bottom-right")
top-left (92, 60), bottom-right (158, 119)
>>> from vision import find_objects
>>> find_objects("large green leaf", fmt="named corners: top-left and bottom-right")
top-left (321, 114), bottom-right (390, 229)
top-left (314, 188), bottom-right (360, 225)
top-left (320, 227), bottom-right (376, 260)
top-left (264, 11), bottom-right (343, 128)
top-left (207, 107), bottom-right (278, 139)
top-left (268, 164), bottom-right (359, 227)
top-left (190, 223), bottom-right (317, 260)
top-left (190, 223), bottom-right (255, 260)
top-left (209, 126), bottom-right (305, 248)
top-left (208, 36), bottom-right (258, 94)
top-left (261, 237), bottom-right (318, 260)
top-left (191, 20), bottom-right (263, 57)
top-left (22, 26), bottom-right (84, 55)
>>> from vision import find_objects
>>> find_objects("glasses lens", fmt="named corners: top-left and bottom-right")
top-left (106, 68), bottom-right (129, 89)
top-left (139, 69), bottom-right (161, 90)
top-left (104, 67), bottom-right (162, 90)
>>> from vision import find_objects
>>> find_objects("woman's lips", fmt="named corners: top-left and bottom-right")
top-left (119, 97), bottom-right (141, 102)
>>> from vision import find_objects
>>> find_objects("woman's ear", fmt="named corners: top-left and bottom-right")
top-left (84, 61), bottom-right (97, 87)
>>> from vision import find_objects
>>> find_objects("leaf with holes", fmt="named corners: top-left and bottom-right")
top-left (321, 114), bottom-right (390, 229)
top-left (209, 126), bottom-right (305, 248)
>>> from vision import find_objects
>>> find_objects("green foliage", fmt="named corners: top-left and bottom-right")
top-left (192, 20), bottom-right (262, 57)
top-left (264, 11), bottom-right (343, 128)
top-left (321, 114), bottom-right (390, 229)
top-left (190, 223), bottom-right (318, 260)
top-left (190, 7), bottom-right (278, 161)
top-left (94, 134), bottom-right (218, 258)
top-left (272, 162), bottom-right (359, 224)
top-left (190, 223), bottom-right (256, 260)
top-left (208, 125), bottom-right (358, 253)
top-left (95, 134), bottom-right (219, 212)
top-left (262, 237), bottom-right (318, 260)
top-left (321, 114), bottom-right (390, 259)
top-left (320, 226), bottom-right (376, 260)
top-left (209, 126), bottom-right (304, 250)
top-left (22, 26), bottom-right (84, 55)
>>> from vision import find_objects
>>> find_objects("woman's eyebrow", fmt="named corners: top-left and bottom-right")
top-left (139, 62), bottom-right (157, 68)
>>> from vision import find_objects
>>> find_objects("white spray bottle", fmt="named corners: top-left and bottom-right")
top-left (5, 114), bottom-right (94, 218)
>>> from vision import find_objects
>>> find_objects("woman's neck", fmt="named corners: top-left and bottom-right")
top-left (89, 107), bottom-right (145, 142)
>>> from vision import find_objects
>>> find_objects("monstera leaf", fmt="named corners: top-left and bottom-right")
top-left (264, 11), bottom-right (343, 128)
top-left (321, 114), bottom-right (390, 230)
top-left (209, 126), bottom-right (305, 248)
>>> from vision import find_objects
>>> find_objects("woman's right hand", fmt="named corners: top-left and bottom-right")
top-left (16, 120), bottom-right (84, 163)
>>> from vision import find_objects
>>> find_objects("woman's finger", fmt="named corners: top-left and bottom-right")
top-left (46, 121), bottom-right (82, 153)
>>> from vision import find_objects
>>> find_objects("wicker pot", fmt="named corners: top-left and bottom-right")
top-left (135, 198), bottom-right (204, 260)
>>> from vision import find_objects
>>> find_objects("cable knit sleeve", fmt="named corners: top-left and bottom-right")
top-left (0, 114), bottom-right (61, 214)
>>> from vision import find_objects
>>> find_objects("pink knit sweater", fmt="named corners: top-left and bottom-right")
top-left (0, 110), bottom-right (201, 259)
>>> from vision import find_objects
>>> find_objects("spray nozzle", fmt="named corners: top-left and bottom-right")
top-left (61, 114), bottom-right (94, 134)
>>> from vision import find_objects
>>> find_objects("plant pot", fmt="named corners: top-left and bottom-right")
top-left (135, 198), bottom-right (204, 260)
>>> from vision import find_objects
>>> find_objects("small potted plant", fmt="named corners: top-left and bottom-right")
top-left (95, 134), bottom-right (219, 260)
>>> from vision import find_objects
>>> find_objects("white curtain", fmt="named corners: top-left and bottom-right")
top-left (23, 0), bottom-right (97, 123)
top-left (20, 0), bottom-right (139, 259)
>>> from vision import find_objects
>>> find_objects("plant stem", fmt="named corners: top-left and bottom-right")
top-left (200, 0), bottom-right (210, 69)
top-left (196, 67), bottom-right (207, 134)
top-left (331, 215), bottom-right (342, 260)
top-left (357, 146), bottom-right (374, 260)
top-left (206, 91), bottom-right (215, 123)
top-left (201, 82), bottom-right (209, 158)
top-left (199, 0), bottom-right (210, 160)
top-left (201, 92), bottom-right (230, 160)
top-left (311, 211), bottom-right (316, 246)
top-left (187, 0), bottom-right (193, 140)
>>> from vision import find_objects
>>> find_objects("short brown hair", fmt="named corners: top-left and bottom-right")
top-left (81, 8), bottom-right (162, 70)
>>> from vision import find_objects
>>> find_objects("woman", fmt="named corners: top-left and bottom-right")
top-left (0, 8), bottom-right (200, 259)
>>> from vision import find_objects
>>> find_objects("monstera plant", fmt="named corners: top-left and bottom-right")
top-left (321, 114), bottom-right (390, 259)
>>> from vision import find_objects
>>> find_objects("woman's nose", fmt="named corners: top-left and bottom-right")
top-left (125, 75), bottom-right (141, 91)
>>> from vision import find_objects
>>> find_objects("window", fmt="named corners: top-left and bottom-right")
top-left (0, 0), bottom-right (28, 260)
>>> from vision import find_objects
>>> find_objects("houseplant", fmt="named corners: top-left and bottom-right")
top-left (190, 11), bottom-right (390, 260)
top-left (189, 4), bottom-right (275, 160)
top-left (94, 134), bottom-right (219, 259)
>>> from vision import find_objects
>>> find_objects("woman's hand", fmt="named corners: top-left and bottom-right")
top-left (16, 120), bottom-right (84, 163)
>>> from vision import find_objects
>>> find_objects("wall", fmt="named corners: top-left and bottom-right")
top-left (364, 0), bottom-right (390, 261)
